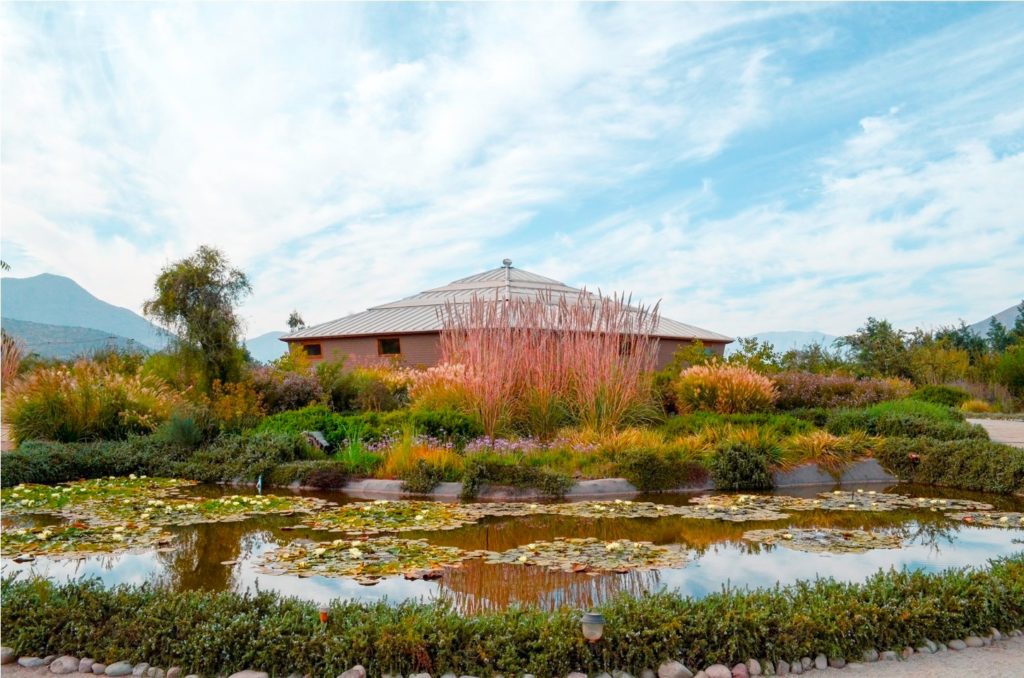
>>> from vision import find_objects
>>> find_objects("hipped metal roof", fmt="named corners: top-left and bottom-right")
top-left (282, 262), bottom-right (732, 343)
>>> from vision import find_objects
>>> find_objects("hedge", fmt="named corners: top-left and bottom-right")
top-left (3, 557), bottom-right (1023, 677)
top-left (876, 436), bottom-right (1024, 494)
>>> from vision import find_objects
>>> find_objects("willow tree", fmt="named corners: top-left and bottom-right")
top-left (144, 245), bottom-right (251, 389)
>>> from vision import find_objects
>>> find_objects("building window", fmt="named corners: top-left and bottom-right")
top-left (303, 343), bottom-right (322, 357)
top-left (377, 337), bottom-right (401, 355)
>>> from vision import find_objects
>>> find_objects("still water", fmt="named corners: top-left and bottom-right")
top-left (4, 484), bottom-right (1022, 613)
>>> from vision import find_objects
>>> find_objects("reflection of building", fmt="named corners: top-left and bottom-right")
top-left (282, 260), bottom-right (732, 369)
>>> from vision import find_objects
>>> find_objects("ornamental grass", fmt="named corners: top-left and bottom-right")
top-left (675, 364), bottom-right (777, 414)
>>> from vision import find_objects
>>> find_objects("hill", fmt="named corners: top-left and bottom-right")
top-left (968, 301), bottom-right (1023, 336)
top-left (1, 273), bottom-right (169, 350)
top-left (726, 330), bottom-right (838, 355)
top-left (1, 317), bottom-right (144, 359)
top-left (244, 331), bottom-right (288, 363)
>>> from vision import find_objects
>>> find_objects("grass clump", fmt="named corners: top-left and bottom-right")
top-left (675, 364), bottom-right (777, 414)
top-left (876, 437), bottom-right (1024, 494)
top-left (4, 557), bottom-right (1023, 676)
top-left (911, 384), bottom-right (971, 408)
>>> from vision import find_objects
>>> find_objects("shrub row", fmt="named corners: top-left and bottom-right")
top-left (876, 437), bottom-right (1024, 494)
top-left (255, 405), bottom-right (483, 449)
top-left (772, 372), bottom-right (913, 410)
top-left (4, 558), bottom-right (1023, 677)
top-left (786, 399), bottom-right (987, 441)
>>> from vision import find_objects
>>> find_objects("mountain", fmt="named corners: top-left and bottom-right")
top-left (1, 317), bottom-right (143, 359)
top-left (244, 330), bottom-right (288, 363)
top-left (968, 302), bottom-right (1023, 336)
top-left (726, 330), bottom-right (838, 355)
top-left (1, 273), bottom-right (169, 350)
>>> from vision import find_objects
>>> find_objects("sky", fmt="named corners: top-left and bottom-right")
top-left (2, 2), bottom-right (1022, 339)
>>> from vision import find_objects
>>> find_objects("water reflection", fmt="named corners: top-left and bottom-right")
top-left (3, 484), bottom-right (1022, 613)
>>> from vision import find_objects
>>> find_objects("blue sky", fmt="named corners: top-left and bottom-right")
top-left (2, 2), bottom-right (1022, 338)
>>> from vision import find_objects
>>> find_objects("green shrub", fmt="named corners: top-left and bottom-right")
top-left (400, 459), bottom-right (448, 494)
top-left (409, 408), bottom-right (483, 446)
top-left (710, 438), bottom-right (778, 490)
top-left (911, 385), bottom-right (971, 408)
top-left (265, 460), bottom-right (352, 488)
top-left (661, 412), bottom-right (813, 438)
top-left (823, 399), bottom-right (986, 441)
top-left (459, 458), bottom-right (573, 500)
top-left (876, 437), bottom-right (1024, 494)
top-left (4, 558), bottom-right (1023, 677)
top-left (613, 448), bottom-right (709, 492)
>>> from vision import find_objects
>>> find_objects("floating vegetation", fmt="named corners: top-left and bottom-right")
top-left (677, 498), bottom-right (790, 522)
top-left (689, 491), bottom-right (994, 516)
top-left (1, 523), bottom-right (174, 559)
top-left (1, 476), bottom-right (197, 514)
top-left (948, 511), bottom-right (1024, 528)
top-left (742, 527), bottom-right (904, 553)
top-left (256, 537), bottom-right (483, 584)
top-left (82, 494), bottom-right (331, 527)
top-left (486, 538), bottom-right (690, 573)
top-left (541, 500), bottom-right (679, 520)
top-left (297, 500), bottom-right (481, 534)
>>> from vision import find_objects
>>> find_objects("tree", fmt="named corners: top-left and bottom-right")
top-left (778, 342), bottom-right (848, 374)
top-left (287, 310), bottom-right (306, 331)
top-left (988, 318), bottom-right (1012, 353)
top-left (908, 341), bottom-right (969, 385)
top-left (726, 337), bottom-right (780, 373)
top-left (834, 317), bottom-right (911, 378)
top-left (996, 343), bottom-right (1024, 403)
top-left (143, 246), bottom-right (251, 389)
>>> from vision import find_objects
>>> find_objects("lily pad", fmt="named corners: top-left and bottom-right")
top-left (82, 494), bottom-right (330, 527)
top-left (742, 527), bottom-right (904, 553)
top-left (1, 476), bottom-right (197, 514)
top-left (948, 511), bottom-right (1024, 528)
top-left (256, 536), bottom-right (480, 583)
top-left (541, 500), bottom-right (683, 520)
top-left (809, 490), bottom-right (993, 513)
top-left (1, 523), bottom-right (174, 558)
top-left (486, 537), bottom-right (690, 573)
top-left (299, 500), bottom-right (481, 534)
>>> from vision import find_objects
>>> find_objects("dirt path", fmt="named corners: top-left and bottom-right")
top-left (969, 418), bottom-right (1024, 448)
top-left (3, 637), bottom-right (1023, 678)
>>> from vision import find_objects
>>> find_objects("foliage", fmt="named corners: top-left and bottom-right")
top-left (911, 384), bottom-right (971, 408)
top-left (823, 399), bottom-right (987, 441)
top-left (459, 457), bottom-right (573, 500)
top-left (661, 411), bottom-right (814, 438)
top-left (209, 379), bottom-right (266, 433)
top-left (7, 557), bottom-right (1022, 676)
top-left (613, 448), bottom-right (709, 492)
top-left (675, 364), bottom-right (777, 414)
top-left (726, 337), bottom-right (781, 373)
top-left (960, 398), bottom-right (993, 413)
top-left (2, 329), bottom-right (24, 389)
top-left (776, 342), bottom-right (848, 375)
top-left (996, 343), bottom-right (1024, 402)
top-left (249, 364), bottom-right (323, 414)
top-left (835, 317), bottom-right (911, 379)
top-left (772, 372), bottom-right (912, 410)
top-left (286, 310), bottom-right (305, 331)
top-left (908, 341), bottom-right (969, 385)
top-left (709, 435), bottom-right (779, 490)
top-left (876, 437), bottom-right (1024, 494)
top-left (433, 293), bottom-right (660, 437)
top-left (143, 245), bottom-right (252, 389)
top-left (3, 361), bottom-right (182, 444)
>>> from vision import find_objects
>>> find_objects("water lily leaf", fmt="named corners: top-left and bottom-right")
top-left (256, 536), bottom-right (477, 579)
top-left (1, 523), bottom-right (174, 558)
top-left (742, 527), bottom-right (903, 553)
top-left (947, 511), bottom-right (1024, 528)
top-left (492, 538), bottom-right (690, 573)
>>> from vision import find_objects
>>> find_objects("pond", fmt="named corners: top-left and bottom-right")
top-left (3, 480), bottom-right (1023, 614)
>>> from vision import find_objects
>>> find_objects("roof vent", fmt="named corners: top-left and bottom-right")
top-left (502, 258), bottom-right (512, 268)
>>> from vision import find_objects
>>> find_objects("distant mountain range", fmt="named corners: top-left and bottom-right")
top-left (244, 330), bottom-right (288, 363)
top-left (0, 317), bottom-right (142, 359)
top-left (968, 301), bottom-right (1023, 336)
top-left (2, 273), bottom-right (170, 350)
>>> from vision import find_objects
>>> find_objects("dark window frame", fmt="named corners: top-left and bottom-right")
top-left (377, 336), bottom-right (402, 356)
top-left (302, 343), bottom-right (322, 357)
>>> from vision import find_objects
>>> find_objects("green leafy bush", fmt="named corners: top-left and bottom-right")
top-left (911, 385), bottom-right (971, 408)
top-left (823, 399), bottom-right (986, 441)
top-left (4, 558), bottom-right (1023, 677)
top-left (709, 437), bottom-right (778, 490)
top-left (265, 460), bottom-right (352, 488)
top-left (459, 458), bottom-right (573, 500)
top-left (613, 448), bottom-right (709, 492)
top-left (661, 412), bottom-right (814, 438)
top-left (399, 459), bottom-right (448, 494)
top-left (876, 437), bottom-right (1024, 494)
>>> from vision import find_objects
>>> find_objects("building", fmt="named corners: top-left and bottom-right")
top-left (281, 260), bottom-right (732, 368)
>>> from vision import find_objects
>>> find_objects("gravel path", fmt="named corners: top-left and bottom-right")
top-left (968, 418), bottom-right (1024, 448)
top-left (3, 637), bottom-right (1024, 678)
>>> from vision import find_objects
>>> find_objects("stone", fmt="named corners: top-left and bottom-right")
top-left (916, 646), bottom-right (932, 655)
top-left (658, 661), bottom-right (693, 678)
top-left (134, 664), bottom-right (151, 677)
top-left (641, 671), bottom-right (656, 678)
top-left (19, 658), bottom-right (48, 669)
top-left (410, 674), bottom-right (431, 678)
top-left (745, 660), bottom-right (761, 677)
top-left (862, 649), bottom-right (879, 663)
top-left (166, 669), bottom-right (181, 678)
top-left (775, 660), bottom-right (789, 676)
top-left (2, 649), bottom-right (16, 665)
top-left (790, 662), bottom-right (802, 676)
top-left (948, 639), bottom-right (967, 651)
top-left (694, 673), bottom-right (707, 678)
top-left (613, 672), bottom-right (635, 678)
top-left (731, 664), bottom-right (748, 678)
top-left (828, 658), bottom-right (845, 669)
top-left (924, 639), bottom-right (937, 653)
top-left (93, 664), bottom-right (108, 675)
top-left (567, 674), bottom-right (587, 678)
top-left (44, 656), bottom-right (58, 666)
top-left (81, 659), bottom-right (96, 673)
top-left (991, 628), bottom-right (1002, 640)
top-left (50, 657), bottom-right (80, 674)
top-left (228, 672), bottom-right (268, 678)
top-left (900, 647), bottom-right (913, 660)
top-left (799, 658), bottom-right (812, 670)
top-left (106, 662), bottom-right (135, 677)
top-left (936, 643), bottom-right (947, 652)
top-left (146, 668), bottom-right (157, 678)
top-left (338, 668), bottom-right (367, 678)
top-left (153, 669), bottom-right (165, 678)
top-left (184, 675), bottom-right (200, 678)
top-left (879, 652), bottom-right (897, 661)
top-left (813, 655), bottom-right (827, 671)
top-left (705, 667), bottom-right (731, 678)
top-left (965, 636), bottom-right (985, 648)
